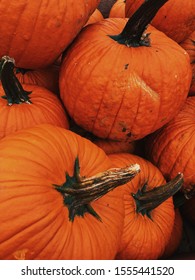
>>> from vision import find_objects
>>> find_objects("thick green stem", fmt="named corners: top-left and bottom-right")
top-left (54, 157), bottom-right (140, 221)
top-left (109, 0), bottom-right (168, 47)
top-left (0, 56), bottom-right (32, 105)
top-left (132, 173), bottom-right (183, 217)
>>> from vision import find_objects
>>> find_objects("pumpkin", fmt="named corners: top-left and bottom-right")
top-left (85, 9), bottom-right (104, 26)
top-left (125, 0), bottom-right (195, 43)
top-left (0, 0), bottom-right (100, 69)
top-left (0, 56), bottom-right (69, 139)
top-left (98, 0), bottom-right (117, 18)
top-left (108, 153), bottom-right (183, 260)
top-left (180, 31), bottom-right (195, 96)
top-left (15, 63), bottom-right (60, 95)
top-left (60, 0), bottom-right (191, 142)
top-left (69, 119), bottom-right (135, 154)
top-left (161, 209), bottom-right (183, 259)
top-left (109, 0), bottom-right (125, 18)
top-left (0, 124), bottom-right (140, 260)
top-left (146, 96), bottom-right (195, 194)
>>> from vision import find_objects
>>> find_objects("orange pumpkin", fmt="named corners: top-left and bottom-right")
top-left (0, 0), bottom-right (100, 69)
top-left (15, 64), bottom-right (60, 95)
top-left (85, 9), bottom-right (104, 26)
top-left (60, 0), bottom-right (191, 142)
top-left (98, 0), bottom-right (117, 18)
top-left (108, 153), bottom-right (183, 260)
top-left (162, 209), bottom-right (183, 259)
top-left (180, 31), bottom-right (195, 96)
top-left (0, 124), bottom-right (140, 259)
top-left (146, 96), bottom-right (195, 193)
top-left (0, 56), bottom-right (69, 139)
top-left (125, 0), bottom-right (195, 43)
top-left (109, 0), bottom-right (125, 18)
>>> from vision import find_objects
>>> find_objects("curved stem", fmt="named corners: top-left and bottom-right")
top-left (109, 0), bottom-right (168, 47)
top-left (132, 173), bottom-right (183, 217)
top-left (0, 56), bottom-right (32, 105)
top-left (54, 157), bottom-right (140, 221)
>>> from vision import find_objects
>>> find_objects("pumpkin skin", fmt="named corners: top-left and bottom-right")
top-left (0, 83), bottom-right (69, 139)
top-left (60, 18), bottom-right (191, 142)
top-left (162, 209), bottom-right (183, 259)
top-left (0, 124), bottom-right (135, 260)
top-left (0, 0), bottom-right (100, 69)
top-left (85, 9), bottom-right (104, 26)
top-left (109, 153), bottom-right (176, 260)
top-left (109, 0), bottom-right (125, 18)
top-left (146, 97), bottom-right (195, 192)
top-left (125, 0), bottom-right (195, 43)
top-left (180, 31), bottom-right (195, 96)
top-left (15, 64), bottom-right (60, 95)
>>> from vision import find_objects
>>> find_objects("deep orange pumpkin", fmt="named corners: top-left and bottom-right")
top-left (98, 0), bottom-right (117, 18)
top-left (15, 63), bottom-right (60, 95)
top-left (0, 0), bottom-right (100, 69)
top-left (180, 31), bottom-right (195, 96)
top-left (60, 0), bottom-right (191, 142)
top-left (161, 209), bottom-right (183, 259)
top-left (0, 56), bottom-right (69, 139)
top-left (108, 153), bottom-right (183, 260)
top-left (146, 96), bottom-right (195, 193)
top-left (125, 0), bottom-right (195, 43)
top-left (109, 0), bottom-right (125, 18)
top-left (85, 9), bottom-right (104, 26)
top-left (0, 124), bottom-right (140, 260)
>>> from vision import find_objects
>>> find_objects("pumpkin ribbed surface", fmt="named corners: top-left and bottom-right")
top-left (60, 18), bottom-right (191, 142)
top-left (109, 153), bottom-right (175, 260)
top-left (0, 125), bottom-right (125, 260)
top-left (0, 0), bottom-right (100, 68)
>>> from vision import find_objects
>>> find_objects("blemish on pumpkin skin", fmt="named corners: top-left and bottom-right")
top-left (13, 248), bottom-right (29, 260)
top-left (127, 132), bottom-right (132, 137)
top-left (122, 127), bottom-right (127, 132)
top-left (124, 64), bottom-right (129, 70)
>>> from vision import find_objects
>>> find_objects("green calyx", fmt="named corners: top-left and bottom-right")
top-left (0, 56), bottom-right (32, 105)
top-left (54, 157), bottom-right (140, 222)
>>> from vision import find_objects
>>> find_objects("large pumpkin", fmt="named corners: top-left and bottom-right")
top-left (146, 96), bottom-right (195, 193)
top-left (0, 56), bottom-right (69, 139)
top-left (0, 124), bottom-right (140, 260)
top-left (108, 153), bottom-right (183, 259)
top-left (60, 0), bottom-right (191, 142)
top-left (0, 0), bottom-right (100, 69)
top-left (125, 0), bottom-right (195, 43)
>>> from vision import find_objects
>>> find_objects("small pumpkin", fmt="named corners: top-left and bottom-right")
top-left (0, 124), bottom-right (140, 259)
top-left (98, 0), bottom-right (117, 18)
top-left (60, 0), bottom-right (191, 142)
top-left (146, 96), bottom-right (195, 193)
top-left (0, 0), bottom-right (100, 69)
top-left (108, 153), bottom-right (183, 260)
top-left (15, 64), bottom-right (60, 95)
top-left (109, 0), bottom-right (126, 18)
top-left (0, 56), bottom-right (69, 139)
top-left (85, 9), bottom-right (104, 26)
top-left (125, 0), bottom-right (195, 43)
top-left (180, 31), bottom-right (195, 96)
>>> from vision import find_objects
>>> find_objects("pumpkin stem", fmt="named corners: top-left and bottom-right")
top-left (109, 0), bottom-right (168, 47)
top-left (0, 56), bottom-right (32, 105)
top-left (132, 173), bottom-right (183, 217)
top-left (54, 157), bottom-right (140, 221)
